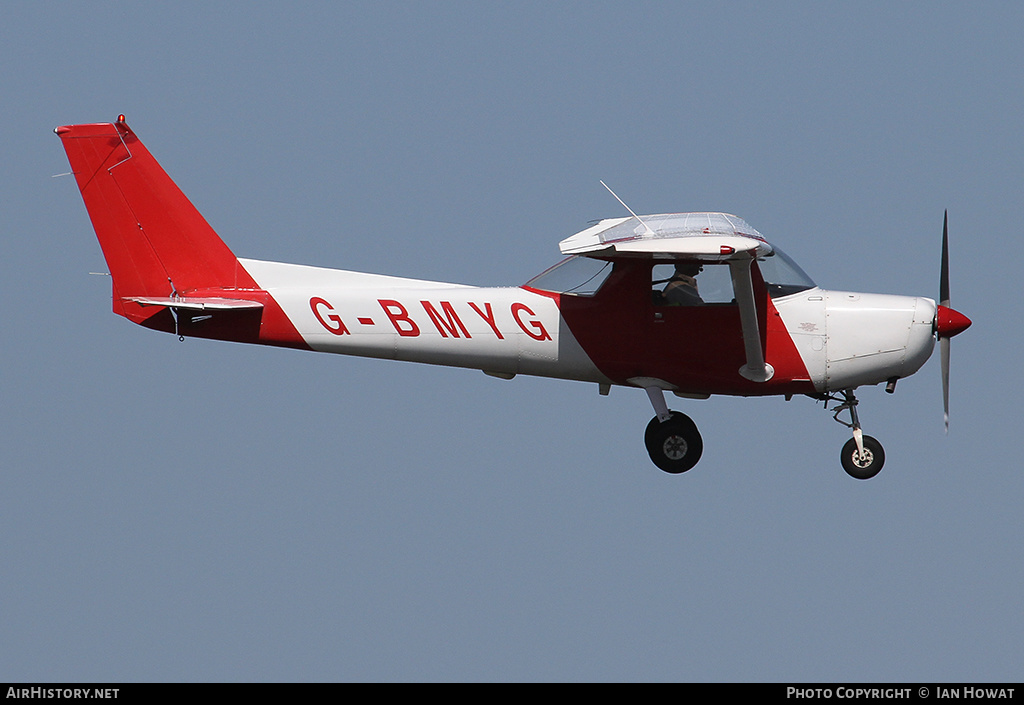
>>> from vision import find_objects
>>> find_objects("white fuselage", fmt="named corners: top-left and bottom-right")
top-left (239, 258), bottom-right (608, 383)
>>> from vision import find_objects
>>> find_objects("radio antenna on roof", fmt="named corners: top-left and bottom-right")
top-left (599, 180), bottom-right (656, 236)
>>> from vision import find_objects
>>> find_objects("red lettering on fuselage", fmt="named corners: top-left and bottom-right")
top-left (511, 303), bottom-right (552, 341)
top-left (468, 302), bottom-right (504, 340)
top-left (309, 297), bottom-right (350, 335)
top-left (314, 297), bottom-right (556, 343)
top-left (379, 299), bottom-right (421, 337)
top-left (421, 301), bottom-right (471, 338)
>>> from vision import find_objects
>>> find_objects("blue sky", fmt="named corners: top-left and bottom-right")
top-left (2, 2), bottom-right (1021, 681)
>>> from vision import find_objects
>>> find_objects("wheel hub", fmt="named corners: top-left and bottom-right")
top-left (851, 448), bottom-right (874, 468)
top-left (663, 434), bottom-right (688, 460)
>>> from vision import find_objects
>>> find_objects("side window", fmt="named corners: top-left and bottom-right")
top-left (651, 262), bottom-right (735, 306)
top-left (526, 256), bottom-right (613, 296)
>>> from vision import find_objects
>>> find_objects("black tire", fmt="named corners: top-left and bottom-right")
top-left (840, 435), bottom-right (885, 479)
top-left (644, 412), bottom-right (703, 474)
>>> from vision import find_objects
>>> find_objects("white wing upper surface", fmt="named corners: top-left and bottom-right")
top-left (559, 212), bottom-right (773, 261)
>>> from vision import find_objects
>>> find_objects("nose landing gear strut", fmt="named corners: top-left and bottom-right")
top-left (830, 389), bottom-right (885, 479)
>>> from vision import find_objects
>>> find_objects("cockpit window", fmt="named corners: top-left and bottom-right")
top-left (527, 249), bottom-right (813, 300)
top-left (758, 248), bottom-right (816, 298)
top-left (525, 256), bottom-right (613, 296)
top-left (652, 262), bottom-right (735, 305)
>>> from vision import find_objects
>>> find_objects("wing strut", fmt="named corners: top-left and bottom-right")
top-left (729, 257), bottom-right (774, 383)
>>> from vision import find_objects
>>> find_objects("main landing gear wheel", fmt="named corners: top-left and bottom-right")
top-left (840, 435), bottom-right (885, 480)
top-left (645, 412), bottom-right (703, 474)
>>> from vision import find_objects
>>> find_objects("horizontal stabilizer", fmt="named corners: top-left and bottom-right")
top-left (126, 296), bottom-right (265, 311)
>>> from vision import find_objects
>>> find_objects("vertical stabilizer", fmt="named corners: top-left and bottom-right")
top-left (56, 117), bottom-right (243, 309)
top-left (56, 117), bottom-right (307, 349)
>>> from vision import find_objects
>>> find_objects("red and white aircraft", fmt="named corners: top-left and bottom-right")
top-left (56, 117), bottom-right (972, 479)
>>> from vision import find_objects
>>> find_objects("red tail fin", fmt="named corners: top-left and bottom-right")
top-left (56, 117), bottom-right (245, 312)
top-left (56, 117), bottom-right (308, 349)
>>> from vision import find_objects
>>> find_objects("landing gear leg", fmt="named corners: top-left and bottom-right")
top-left (642, 386), bottom-right (703, 474)
top-left (831, 389), bottom-right (885, 479)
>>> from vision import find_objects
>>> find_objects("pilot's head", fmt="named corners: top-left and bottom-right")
top-left (674, 263), bottom-right (702, 278)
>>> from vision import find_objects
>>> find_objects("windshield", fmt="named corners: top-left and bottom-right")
top-left (525, 256), bottom-right (613, 296)
top-left (758, 248), bottom-right (816, 298)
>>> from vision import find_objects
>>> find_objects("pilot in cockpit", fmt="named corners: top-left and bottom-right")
top-left (661, 263), bottom-right (704, 306)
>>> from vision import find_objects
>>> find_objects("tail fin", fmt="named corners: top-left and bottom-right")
top-left (56, 116), bottom-right (244, 313)
top-left (56, 116), bottom-right (308, 349)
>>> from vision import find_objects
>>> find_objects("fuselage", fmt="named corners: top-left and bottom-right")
top-left (193, 256), bottom-right (940, 399)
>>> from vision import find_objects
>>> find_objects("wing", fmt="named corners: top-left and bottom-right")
top-left (559, 212), bottom-right (773, 261)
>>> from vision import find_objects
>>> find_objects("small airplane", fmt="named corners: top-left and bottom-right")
top-left (55, 116), bottom-right (972, 479)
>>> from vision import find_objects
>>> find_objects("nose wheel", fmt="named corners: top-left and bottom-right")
top-left (830, 389), bottom-right (885, 479)
top-left (840, 435), bottom-right (885, 479)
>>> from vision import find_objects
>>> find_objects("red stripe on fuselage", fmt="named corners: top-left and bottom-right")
top-left (531, 261), bottom-right (814, 396)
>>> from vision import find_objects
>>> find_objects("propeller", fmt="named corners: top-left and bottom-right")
top-left (934, 210), bottom-right (972, 431)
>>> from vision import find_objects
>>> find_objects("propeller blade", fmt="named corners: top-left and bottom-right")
top-left (941, 335), bottom-right (950, 433)
top-left (935, 209), bottom-right (970, 431)
top-left (940, 210), bottom-right (950, 431)
top-left (940, 210), bottom-right (950, 308)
